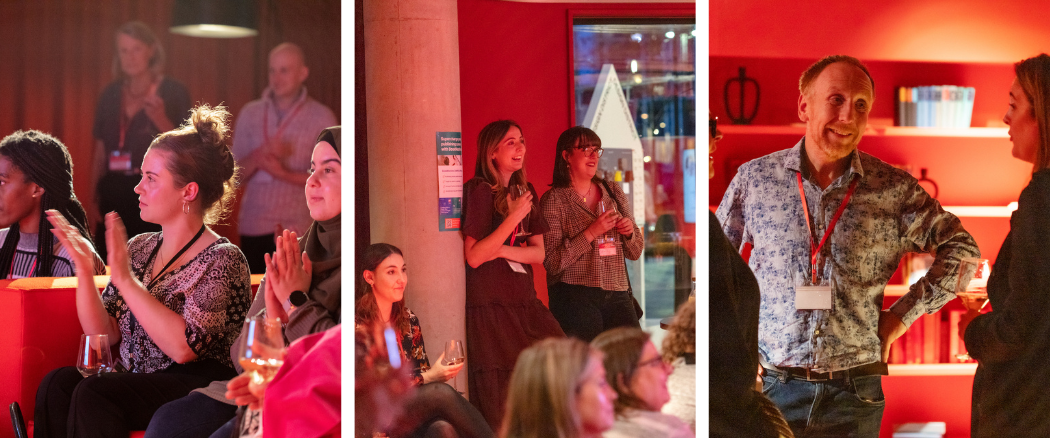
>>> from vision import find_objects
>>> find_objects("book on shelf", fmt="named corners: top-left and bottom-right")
top-left (896, 85), bottom-right (975, 128)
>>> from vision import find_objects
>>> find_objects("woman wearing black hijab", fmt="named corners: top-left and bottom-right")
top-left (143, 127), bottom-right (342, 438)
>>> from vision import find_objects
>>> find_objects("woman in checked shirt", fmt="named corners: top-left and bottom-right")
top-left (539, 126), bottom-right (644, 342)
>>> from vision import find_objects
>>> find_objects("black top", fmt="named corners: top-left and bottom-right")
top-left (709, 211), bottom-right (778, 437)
top-left (965, 169), bottom-right (1050, 437)
top-left (93, 77), bottom-right (192, 170)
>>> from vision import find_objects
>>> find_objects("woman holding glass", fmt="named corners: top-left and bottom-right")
top-left (539, 126), bottom-right (644, 342)
top-left (960, 53), bottom-right (1050, 437)
top-left (34, 105), bottom-right (250, 438)
top-left (356, 242), bottom-right (493, 438)
top-left (144, 127), bottom-right (344, 438)
top-left (462, 120), bottom-right (564, 429)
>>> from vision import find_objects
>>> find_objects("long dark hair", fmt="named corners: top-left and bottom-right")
top-left (0, 131), bottom-right (91, 278)
top-left (551, 126), bottom-right (602, 188)
top-left (474, 120), bottom-right (527, 217)
top-left (1016, 54), bottom-right (1050, 172)
top-left (355, 243), bottom-right (410, 337)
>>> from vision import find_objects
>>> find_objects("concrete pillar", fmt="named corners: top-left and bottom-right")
top-left (363, 0), bottom-right (466, 393)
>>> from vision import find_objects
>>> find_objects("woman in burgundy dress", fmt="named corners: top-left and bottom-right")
top-left (462, 120), bottom-right (565, 429)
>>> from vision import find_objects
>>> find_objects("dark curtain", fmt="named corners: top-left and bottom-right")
top-left (0, 0), bottom-right (341, 242)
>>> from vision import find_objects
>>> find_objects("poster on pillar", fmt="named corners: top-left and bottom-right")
top-left (437, 131), bottom-right (463, 231)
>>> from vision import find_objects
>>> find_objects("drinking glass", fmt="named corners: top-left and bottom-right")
top-left (508, 185), bottom-right (532, 238)
top-left (444, 339), bottom-right (465, 390)
top-left (237, 316), bottom-right (285, 387)
top-left (954, 258), bottom-right (991, 361)
top-left (77, 334), bottom-right (112, 377)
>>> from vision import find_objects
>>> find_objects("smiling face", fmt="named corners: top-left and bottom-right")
top-left (365, 253), bottom-right (407, 308)
top-left (799, 61), bottom-right (873, 162)
top-left (562, 138), bottom-right (601, 183)
top-left (134, 149), bottom-right (188, 225)
top-left (489, 126), bottom-right (526, 181)
top-left (575, 353), bottom-right (617, 436)
top-left (306, 141), bottom-right (341, 221)
top-left (116, 33), bottom-right (154, 78)
top-left (268, 47), bottom-right (309, 102)
top-left (626, 341), bottom-right (672, 411)
top-left (1005, 77), bottom-right (1040, 164)
top-left (0, 157), bottom-right (42, 231)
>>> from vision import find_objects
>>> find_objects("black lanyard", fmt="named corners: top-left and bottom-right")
top-left (140, 224), bottom-right (207, 291)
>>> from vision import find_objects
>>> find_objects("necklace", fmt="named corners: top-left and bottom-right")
top-left (576, 183), bottom-right (593, 202)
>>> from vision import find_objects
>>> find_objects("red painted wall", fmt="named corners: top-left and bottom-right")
top-left (457, 0), bottom-right (695, 304)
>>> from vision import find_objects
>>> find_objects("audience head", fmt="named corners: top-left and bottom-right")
top-left (113, 21), bottom-right (165, 79)
top-left (473, 120), bottom-right (527, 218)
top-left (1009, 54), bottom-right (1050, 170)
top-left (356, 243), bottom-right (409, 336)
top-left (141, 104), bottom-right (238, 225)
top-left (501, 338), bottom-right (616, 438)
top-left (308, 127), bottom-right (342, 222)
top-left (662, 301), bottom-right (696, 363)
top-left (0, 130), bottom-right (91, 277)
top-left (268, 43), bottom-right (309, 101)
top-left (552, 126), bottom-right (602, 188)
top-left (592, 327), bottom-right (674, 415)
top-left (797, 55), bottom-right (874, 162)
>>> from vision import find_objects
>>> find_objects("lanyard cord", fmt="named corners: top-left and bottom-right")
top-left (141, 224), bottom-right (207, 291)
top-left (796, 173), bottom-right (859, 284)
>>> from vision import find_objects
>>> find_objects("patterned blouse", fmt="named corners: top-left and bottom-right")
top-left (102, 232), bottom-right (252, 374)
top-left (540, 180), bottom-right (644, 291)
top-left (401, 307), bottom-right (431, 386)
top-left (716, 138), bottom-right (979, 372)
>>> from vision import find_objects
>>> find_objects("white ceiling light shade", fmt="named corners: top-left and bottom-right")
top-left (170, 0), bottom-right (258, 38)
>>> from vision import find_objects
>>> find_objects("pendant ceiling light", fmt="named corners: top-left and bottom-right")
top-left (170, 0), bottom-right (258, 38)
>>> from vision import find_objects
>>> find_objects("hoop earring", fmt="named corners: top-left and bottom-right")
top-left (183, 202), bottom-right (189, 214)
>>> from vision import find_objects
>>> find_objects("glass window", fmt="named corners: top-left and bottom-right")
top-left (572, 20), bottom-right (697, 327)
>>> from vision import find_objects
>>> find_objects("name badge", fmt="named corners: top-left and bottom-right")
top-left (108, 151), bottom-right (132, 172)
top-left (795, 285), bottom-right (833, 310)
top-left (598, 240), bottom-right (617, 257)
top-left (507, 260), bottom-right (528, 274)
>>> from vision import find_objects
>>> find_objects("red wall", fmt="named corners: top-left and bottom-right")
top-left (457, 0), bottom-right (695, 304)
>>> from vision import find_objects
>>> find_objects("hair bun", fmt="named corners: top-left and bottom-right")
top-left (189, 104), bottom-right (230, 149)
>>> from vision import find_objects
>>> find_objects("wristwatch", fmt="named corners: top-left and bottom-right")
top-left (285, 290), bottom-right (309, 313)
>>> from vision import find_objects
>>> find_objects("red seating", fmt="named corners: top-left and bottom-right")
top-left (6, 274), bottom-right (262, 438)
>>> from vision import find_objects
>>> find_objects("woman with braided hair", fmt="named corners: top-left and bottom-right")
top-left (0, 130), bottom-right (105, 278)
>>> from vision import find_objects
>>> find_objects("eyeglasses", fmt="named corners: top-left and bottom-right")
top-left (709, 116), bottom-right (718, 139)
top-left (637, 355), bottom-right (669, 371)
top-left (576, 145), bottom-right (604, 158)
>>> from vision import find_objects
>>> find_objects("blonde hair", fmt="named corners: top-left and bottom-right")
top-left (501, 338), bottom-right (597, 438)
top-left (798, 55), bottom-right (874, 98)
top-left (1015, 54), bottom-right (1050, 172)
top-left (662, 301), bottom-right (695, 362)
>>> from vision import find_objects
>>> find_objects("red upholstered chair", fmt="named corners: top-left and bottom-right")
top-left (9, 274), bottom-right (262, 438)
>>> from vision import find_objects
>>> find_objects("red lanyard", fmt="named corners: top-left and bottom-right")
top-left (796, 172), bottom-right (859, 284)
top-left (262, 98), bottom-right (307, 144)
top-left (10, 256), bottom-right (37, 279)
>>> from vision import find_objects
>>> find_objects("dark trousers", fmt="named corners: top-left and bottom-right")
top-left (239, 234), bottom-right (276, 275)
top-left (143, 392), bottom-right (237, 438)
top-left (34, 367), bottom-right (213, 438)
top-left (388, 382), bottom-right (495, 438)
top-left (547, 282), bottom-right (640, 342)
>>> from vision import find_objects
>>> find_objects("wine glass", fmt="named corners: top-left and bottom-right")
top-left (954, 258), bottom-right (991, 361)
top-left (237, 316), bottom-right (285, 387)
top-left (77, 334), bottom-right (112, 377)
top-left (508, 185), bottom-right (532, 238)
top-left (444, 339), bottom-right (465, 391)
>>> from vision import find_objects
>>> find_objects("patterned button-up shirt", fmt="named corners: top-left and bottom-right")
top-left (716, 138), bottom-right (979, 372)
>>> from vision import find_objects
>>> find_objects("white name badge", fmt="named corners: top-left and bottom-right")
top-left (795, 285), bottom-right (833, 310)
top-left (507, 260), bottom-right (528, 274)
top-left (598, 241), bottom-right (617, 257)
top-left (108, 151), bottom-right (132, 172)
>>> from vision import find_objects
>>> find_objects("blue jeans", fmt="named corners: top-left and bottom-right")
top-left (761, 374), bottom-right (885, 438)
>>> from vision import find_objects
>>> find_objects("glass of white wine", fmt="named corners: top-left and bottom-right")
top-left (76, 334), bottom-right (112, 377)
top-left (444, 339), bottom-right (464, 391)
top-left (509, 185), bottom-right (532, 238)
top-left (954, 258), bottom-right (991, 361)
top-left (237, 316), bottom-right (285, 386)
